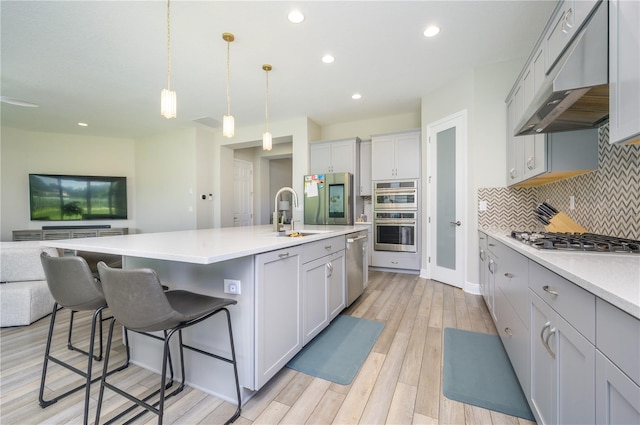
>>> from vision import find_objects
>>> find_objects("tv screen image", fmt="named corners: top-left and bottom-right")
top-left (29, 174), bottom-right (127, 221)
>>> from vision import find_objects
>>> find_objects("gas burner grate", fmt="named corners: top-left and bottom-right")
top-left (510, 231), bottom-right (640, 254)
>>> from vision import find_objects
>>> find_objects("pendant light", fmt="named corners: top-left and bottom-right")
top-left (222, 32), bottom-right (235, 138)
top-left (262, 64), bottom-right (273, 151)
top-left (160, 0), bottom-right (176, 119)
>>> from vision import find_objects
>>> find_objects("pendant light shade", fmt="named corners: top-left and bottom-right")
top-left (161, 88), bottom-right (176, 119)
top-left (223, 32), bottom-right (235, 138)
top-left (223, 115), bottom-right (235, 138)
top-left (262, 64), bottom-right (273, 151)
top-left (161, 0), bottom-right (176, 119)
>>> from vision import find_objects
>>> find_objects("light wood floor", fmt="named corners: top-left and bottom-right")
top-left (0, 271), bottom-right (536, 424)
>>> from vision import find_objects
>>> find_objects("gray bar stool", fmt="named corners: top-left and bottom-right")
top-left (39, 252), bottom-right (130, 425)
top-left (95, 262), bottom-right (241, 425)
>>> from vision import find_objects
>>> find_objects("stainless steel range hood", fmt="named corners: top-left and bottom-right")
top-left (515, 2), bottom-right (609, 136)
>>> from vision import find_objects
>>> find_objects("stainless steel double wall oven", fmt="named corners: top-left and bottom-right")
top-left (373, 180), bottom-right (418, 253)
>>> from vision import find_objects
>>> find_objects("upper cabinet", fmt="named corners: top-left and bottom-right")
top-left (609, 0), bottom-right (640, 145)
top-left (371, 130), bottom-right (421, 180)
top-left (309, 137), bottom-right (360, 175)
top-left (545, 0), bottom-right (599, 73)
top-left (505, 0), bottom-right (606, 186)
top-left (359, 140), bottom-right (372, 196)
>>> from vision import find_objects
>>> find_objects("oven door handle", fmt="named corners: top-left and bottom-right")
top-left (375, 189), bottom-right (417, 194)
top-left (375, 220), bottom-right (416, 225)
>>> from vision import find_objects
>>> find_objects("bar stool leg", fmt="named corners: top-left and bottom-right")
top-left (224, 308), bottom-right (242, 424)
top-left (38, 302), bottom-right (60, 408)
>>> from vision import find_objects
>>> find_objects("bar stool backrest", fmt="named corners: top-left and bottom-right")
top-left (97, 262), bottom-right (181, 332)
top-left (40, 252), bottom-right (106, 311)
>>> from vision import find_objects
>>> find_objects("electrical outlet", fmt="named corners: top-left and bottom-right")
top-left (224, 279), bottom-right (241, 295)
top-left (570, 195), bottom-right (575, 210)
top-left (479, 200), bottom-right (488, 211)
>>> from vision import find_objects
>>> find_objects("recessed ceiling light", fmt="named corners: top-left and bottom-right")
top-left (352, 93), bottom-right (362, 100)
top-left (288, 10), bottom-right (304, 24)
top-left (322, 54), bottom-right (335, 64)
top-left (423, 25), bottom-right (440, 37)
top-left (77, 122), bottom-right (88, 127)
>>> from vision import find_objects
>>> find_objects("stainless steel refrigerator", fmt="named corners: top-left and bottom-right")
top-left (303, 172), bottom-right (354, 225)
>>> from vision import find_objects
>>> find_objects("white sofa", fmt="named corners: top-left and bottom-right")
top-left (0, 241), bottom-right (60, 327)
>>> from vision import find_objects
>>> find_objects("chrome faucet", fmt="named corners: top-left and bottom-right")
top-left (274, 187), bottom-right (299, 232)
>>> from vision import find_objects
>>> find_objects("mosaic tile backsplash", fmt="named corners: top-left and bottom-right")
top-left (479, 125), bottom-right (640, 240)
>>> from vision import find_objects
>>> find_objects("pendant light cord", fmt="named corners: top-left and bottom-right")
top-left (226, 40), bottom-right (231, 116)
top-left (166, 0), bottom-right (171, 90)
top-left (264, 69), bottom-right (269, 132)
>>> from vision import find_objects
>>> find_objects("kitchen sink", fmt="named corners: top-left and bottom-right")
top-left (278, 230), bottom-right (332, 237)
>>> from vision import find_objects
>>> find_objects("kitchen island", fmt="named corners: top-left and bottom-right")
top-left (42, 224), bottom-right (363, 404)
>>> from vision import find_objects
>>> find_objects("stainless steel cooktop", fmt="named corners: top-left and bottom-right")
top-left (510, 231), bottom-right (640, 254)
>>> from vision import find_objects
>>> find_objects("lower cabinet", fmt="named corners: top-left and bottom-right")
top-left (530, 291), bottom-right (595, 425)
top-left (302, 250), bottom-right (345, 345)
top-left (595, 298), bottom-right (640, 424)
top-left (255, 247), bottom-right (303, 389)
top-left (596, 351), bottom-right (640, 424)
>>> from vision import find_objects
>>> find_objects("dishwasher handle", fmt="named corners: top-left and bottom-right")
top-left (347, 235), bottom-right (368, 243)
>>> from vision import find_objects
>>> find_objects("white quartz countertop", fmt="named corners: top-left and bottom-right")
top-left (42, 225), bottom-right (365, 265)
top-left (482, 230), bottom-right (640, 319)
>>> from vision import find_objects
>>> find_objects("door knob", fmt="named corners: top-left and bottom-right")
top-left (450, 220), bottom-right (461, 226)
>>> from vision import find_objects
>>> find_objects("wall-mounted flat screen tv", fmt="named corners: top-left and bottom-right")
top-left (29, 174), bottom-right (127, 221)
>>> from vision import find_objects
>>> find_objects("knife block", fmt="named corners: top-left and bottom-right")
top-left (544, 212), bottom-right (587, 233)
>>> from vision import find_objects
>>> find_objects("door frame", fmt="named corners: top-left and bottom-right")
top-left (425, 110), bottom-right (468, 289)
top-left (233, 158), bottom-right (254, 226)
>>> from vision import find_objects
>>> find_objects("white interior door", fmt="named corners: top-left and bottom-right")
top-left (427, 111), bottom-right (467, 288)
top-left (233, 159), bottom-right (253, 226)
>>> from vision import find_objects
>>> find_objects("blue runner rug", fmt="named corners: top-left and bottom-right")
top-left (287, 315), bottom-right (384, 385)
top-left (443, 328), bottom-right (535, 421)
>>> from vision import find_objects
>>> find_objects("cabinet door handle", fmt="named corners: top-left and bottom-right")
top-left (544, 327), bottom-right (557, 359)
top-left (540, 321), bottom-right (556, 359)
top-left (543, 285), bottom-right (559, 296)
top-left (324, 245), bottom-right (332, 250)
top-left (479, 249), bottom-right (485, 261)
top-left (488, 259), bottom-right (496, 274)
top-left (540, 321), bottom-right (551, 348)
top-left (504, 327), bottom-right (513, 337)
top-left (526, 156), bottom-right (535, 170)
top-left (326, 262), bottom-right (333, 277)
top-left (278, 252), bottom-right (290, 258)
top-left (509, 168), bottom-right (516, 179)
top-left (504, 272), bottom-right (514, 278)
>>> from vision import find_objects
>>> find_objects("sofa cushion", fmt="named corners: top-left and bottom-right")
top-left (0, 280), bottom-right (55, 327)
top-left (0, 242), bottom-right (59, 283)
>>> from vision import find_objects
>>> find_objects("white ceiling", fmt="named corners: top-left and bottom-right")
top-left (1, 0), bottom-right (556, 139)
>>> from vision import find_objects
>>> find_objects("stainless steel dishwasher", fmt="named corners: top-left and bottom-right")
top-left (345, 230), bottom-right (368, 306)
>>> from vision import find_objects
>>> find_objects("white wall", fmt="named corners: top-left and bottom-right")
top-left (319, 111), bottom-right (420, 141)
top-left (420, 58), bottom-right (524, 289)
top-left (0, 126), bottom-right (136, 240)
top-left (134, 128), bottom-right (200, 233)
top-left (211, 116), bottom-right (312, 228)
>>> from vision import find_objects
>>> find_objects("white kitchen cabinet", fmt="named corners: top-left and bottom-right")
top-left (544, 0), bottom-right (599, 74)
top-left (359, 140), bottom-right (372, 196)
top-left (506, 126), bottom-right (598, 187)
top-left (529, 290), bottom-right (596, 425)
top-left (595, 298), bottom-right (640, 424)
top-left (478, 233), bottom-right (489, 303)
top-left (486, 251), bottom-right (498, 323)
top-left (309, 138), bottom-right (359, 175)
top-left (255, 246), bottom-right (303, 388)
top-left (506, 84), bottom-right (525, 184)
top-left (302, 249), bottom-right (345, 345)
top-left (371, 130), bottom-right (421, 180)
top-left (609, 0), bottom-right (640, 145)
top-left (596, 352), bottom-right (640, 425)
